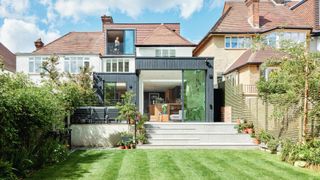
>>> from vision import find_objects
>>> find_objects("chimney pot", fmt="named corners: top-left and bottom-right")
top-left (245, 0), bottom-right (260, 28)
top-left (34, 38), bottom-right (44, 50)
top-left (101, 15), bottom-right (113, 31)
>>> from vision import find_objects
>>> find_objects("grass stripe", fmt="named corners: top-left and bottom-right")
top-left (146, 150), bottom-right (185, 180)
top-left (169, 150), bottom-right (222, 180)
top-left (117, 150), bottom-right (150, 180)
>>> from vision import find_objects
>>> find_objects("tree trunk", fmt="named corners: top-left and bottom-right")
top-left (302, 60), bottom-right (309, 142)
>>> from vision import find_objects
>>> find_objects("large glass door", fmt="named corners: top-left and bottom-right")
top-left (183, 70), bottom-right (206, 121)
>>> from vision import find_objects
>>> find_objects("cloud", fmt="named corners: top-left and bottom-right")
top-left (0, 18), bottom-right (60, 53)
top-left (209, 0), bottom-right (225, 9)
top-left (54, 0), bottom-right (203, 20)
top-left (0, 0), bottom-right (30, 18)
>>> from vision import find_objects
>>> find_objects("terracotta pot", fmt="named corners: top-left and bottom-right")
top-left (253, 138), bottom-right (260, 145)
top-left (242, 129), bottom-right (248, 134)
top-left (247, 128), bottom-right (253, 134)
top-left (119, 146), bottom-right (125, 149)
top-left (125, 146), bottom-right (129, 149)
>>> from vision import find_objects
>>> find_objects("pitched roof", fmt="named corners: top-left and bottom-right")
top-left (290, 0), bottom-right (318, 31)
top-left (0, 43), bottom-right (16, 72)
top-left (139, 24), bottom-right (194, 46)
top-left (224, 48), bottom-right (284, 74)
top-left (104, 23), bottom-right (181, 45)
top-left (211, 0), bottom-right (311, 34)
top-left (33, 22), bottom-right (192, 54)
top-left (33, 32), bottom-right (105, 55)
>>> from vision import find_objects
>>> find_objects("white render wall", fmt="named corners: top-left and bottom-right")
top-left (70, 124), bottom-right (129, 147)
top-left (136, 46), bottom-right (195, 57)
top-left (16, 54), bottom-right (101, 83)
top-left (310, 36), bottom-right (320, 52)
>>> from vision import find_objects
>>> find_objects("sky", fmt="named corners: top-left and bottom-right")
top-left (0, 0), bottom-right (225, 53)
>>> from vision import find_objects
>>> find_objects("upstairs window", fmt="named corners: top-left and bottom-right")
top-left (104, 58), bottom-right (130, 73)
top-left (64, 57), bottom-right (90, 73)
top-left (265, 32), bottom-right (306, 48)
top-left (155, 49), bottom-right (176, 57)
top-left (106, 29), bottom-right (135, 55)
top-left (225, 36), bottom-right (252, 49)
top-left (28, 57), bottom-right (48, 73)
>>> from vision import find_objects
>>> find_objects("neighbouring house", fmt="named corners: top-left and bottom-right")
top-left (194, 0), bottom-right (312, 140)
top-left (16, 16), bottom-right (214, 123)
top-left (290, 0), bottom-right (320, 52)
top-left (0, 43), bottom-right (16, 73)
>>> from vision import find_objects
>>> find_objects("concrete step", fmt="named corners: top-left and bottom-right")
top-left (143, 122), bottom-right (255, 148)
top-left (147, 134), bottom-right (253, 144)
top-left (145, 122), bottom-right (238, 134)
top-left (137, 144), bottom-right (258, 149)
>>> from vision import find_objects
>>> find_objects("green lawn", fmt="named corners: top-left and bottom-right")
top-left (29, 149), bottom-right (320, 180)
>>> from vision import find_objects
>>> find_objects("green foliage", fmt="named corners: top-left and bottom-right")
top-left (116, 91), bottom-right (138, 124)
top-left (0, 160), bottom-right (17, 180)
top-left (0, 73), bottom-right (68, 177)
top-left (41, 56), bottom-right (61, 86)
top-left (0, 55), bottom-right (4, 71)
top-left (256, 41), bottom-right (320, 140)
top-left (257, 130), bottom-right (274, 143)
top-left (281, 139), bottom-right (320, 165)
top-left (267, 139), bottom-right (279, 154)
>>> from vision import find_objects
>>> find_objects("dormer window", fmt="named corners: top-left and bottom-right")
top-left (106, 29), bottom-right (135, 55)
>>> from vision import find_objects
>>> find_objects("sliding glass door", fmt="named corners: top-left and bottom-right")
top-left (183, 70), bottom-right (206, 121)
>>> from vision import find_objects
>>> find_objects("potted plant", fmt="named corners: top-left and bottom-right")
top-left (251, 134), bottom-right (260, 145)
top-left (137, 133), bottom-right (147, 145)
top-left (118, 140), bottom-right (125, 149)
top-left (246, 122), bottom-right (254, 134)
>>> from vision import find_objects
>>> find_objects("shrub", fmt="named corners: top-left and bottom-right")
top-left (267, 139), bottom-right (278, 153)
top-left (0, 160), bottom-right (17, 180)
top-left (258, 130), bottom-right (274, 143)
top-left (280, 139), bottom-right (320, 165)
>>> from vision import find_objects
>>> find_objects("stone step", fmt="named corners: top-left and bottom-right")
top-left (145, 123), bottom-right (238, 134)
top-left (147, 134), bottom-right (253, 144)
top-left (137, 144), bottom-right (258, 149)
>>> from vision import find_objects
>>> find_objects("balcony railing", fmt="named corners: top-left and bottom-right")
top-left (240, 84), bottom-right (258, 95)
top-left (107, 43), bottom-right (124, 55)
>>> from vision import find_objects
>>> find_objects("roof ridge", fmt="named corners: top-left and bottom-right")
top-left (141, 24), bottom-right (193, 45)
top-left (162, 24), bottom-right (194, 45)
top-left (33, 32), bottom-right (73, 53)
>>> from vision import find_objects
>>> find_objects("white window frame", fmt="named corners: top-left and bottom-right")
top-left (225, 36), bottom-right (252, 49)
top-left (104, 58), bottom-right (130, 73)
top-left (64, 56), bottom-right (90, 74)
top-left (155, 48), bottom-right (176, 57)
top-left (28, 56), bottom-right (48, 74)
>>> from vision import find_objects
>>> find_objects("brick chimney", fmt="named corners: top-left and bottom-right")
top-left (34, 38), bottom-right (44, 50)
top-left (101, 15), bottom-right (113, 32)
top-left (245, 0), bottom-right (260, 28)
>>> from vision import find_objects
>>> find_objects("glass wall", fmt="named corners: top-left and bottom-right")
top-left (104, 82), bottom-right (127, 106)
top-left (183, 70), bottom-right (206, 121)
top-left (106, 29), bottom-right (135, 55)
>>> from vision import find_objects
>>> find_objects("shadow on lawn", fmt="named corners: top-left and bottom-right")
top-left (29, 150), bottom-right (110, 179)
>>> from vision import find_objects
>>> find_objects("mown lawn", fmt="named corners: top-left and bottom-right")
top-left (29, 149), bottom-right (320, 180)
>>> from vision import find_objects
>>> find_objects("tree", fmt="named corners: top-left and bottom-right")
top-left (257, 41), bottom-right (320, 142)
top-left (0, 55), bottom-right (4, 71)
top-left (116, 91), bottom-right (138, 124)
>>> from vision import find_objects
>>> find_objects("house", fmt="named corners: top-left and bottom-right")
top-left (290, 0), bottom-right (320, 52)
top-left (194, 0), bottom-right (311, 88)
top-left (193, 0), bottom-right (312, 140)
top-left (16, 15), bottom-right (214, 122)
top-left (0, 43), bottom-right (16, 73)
